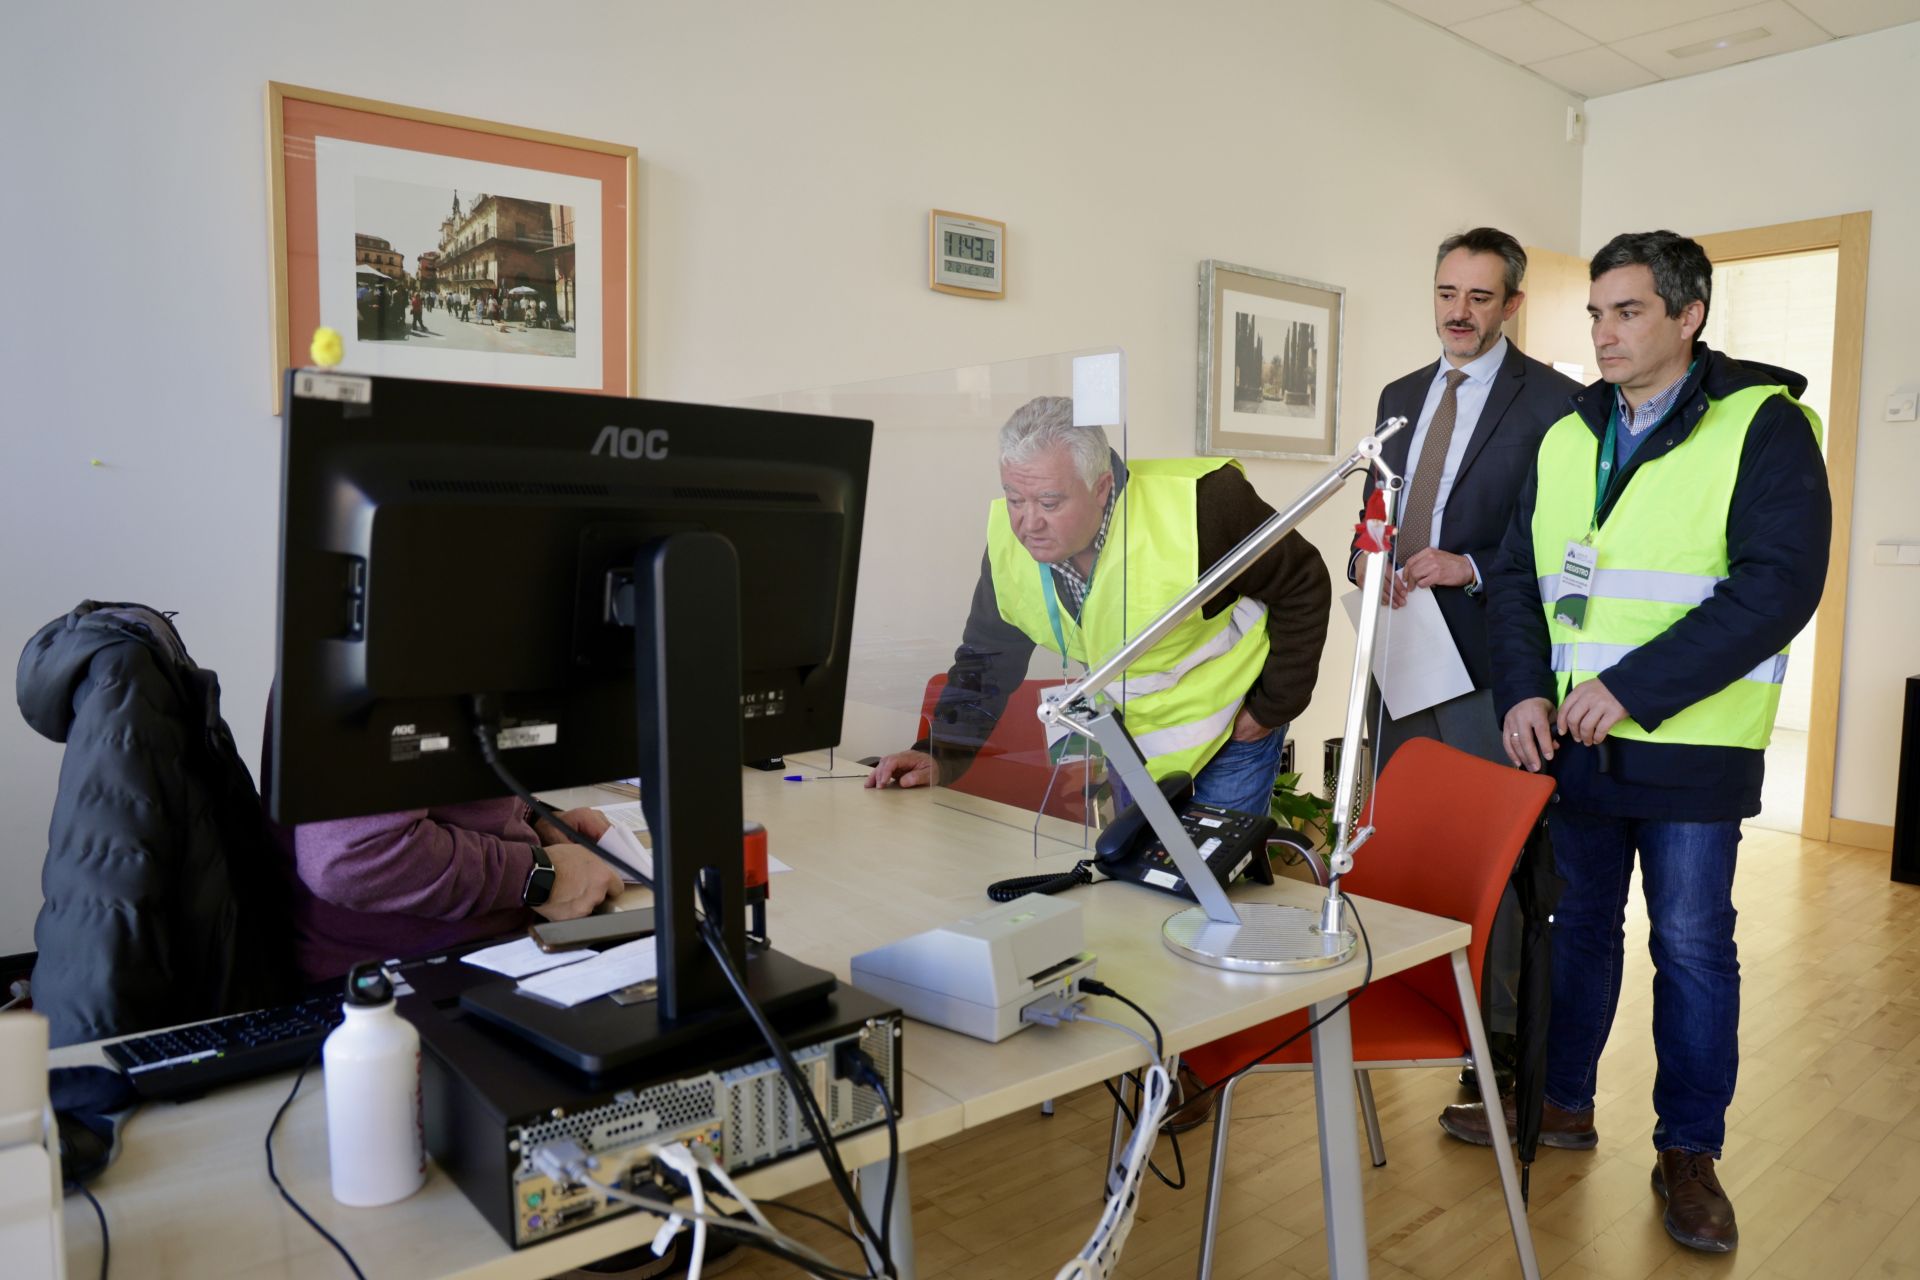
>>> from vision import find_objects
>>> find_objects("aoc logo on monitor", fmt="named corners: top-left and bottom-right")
top-left (591, 426), bottom-right (669, 460)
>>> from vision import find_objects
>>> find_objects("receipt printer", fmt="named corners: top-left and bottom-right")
top-left (850, 895), bottom-right (1095, 1042)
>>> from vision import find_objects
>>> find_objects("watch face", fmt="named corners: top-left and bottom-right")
top-left (524, 850), bottom-right (557, 907)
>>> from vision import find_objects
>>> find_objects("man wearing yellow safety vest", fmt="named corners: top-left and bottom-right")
top-left (864, 395), bottom-right (1331, 822)
top-left (1439, 231), bottom-right (1831, 1255)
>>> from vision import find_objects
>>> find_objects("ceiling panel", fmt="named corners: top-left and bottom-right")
top-left (1527, 45), bottom-right (1663, 95)
top-left (1379, 0), bottom-right (1920, 95)
top-left (1611, 1), bottom-right (1829, 77)
top-left (1787, 0), bottom-right (1920, 36)
top-left (1383, 0), bottom-right (1524, 25)
top-left (1531, 0), bottom-right (1765, 44)
top-left (1451, 5), bottom-right (1596, 62)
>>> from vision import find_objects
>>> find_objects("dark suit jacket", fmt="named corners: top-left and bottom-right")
top-left (1348, 341), bottom-right (1579, 691)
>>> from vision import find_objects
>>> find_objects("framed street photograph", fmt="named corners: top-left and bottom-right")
top-left (1197, 260), bottom-right (1344, 461)
top-left (266, 83), bottom-right (637, 409)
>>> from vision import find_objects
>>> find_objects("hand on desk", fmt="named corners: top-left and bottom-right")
top-left (535, 843), bottom-right (626, 921)
top-left (865, 750), bottom-right (936, 789)
top-left (535, 805), bottom-right (612, 846)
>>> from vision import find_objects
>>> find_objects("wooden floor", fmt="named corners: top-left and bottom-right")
top-left (729, 828), bottom-right (1920, 1279)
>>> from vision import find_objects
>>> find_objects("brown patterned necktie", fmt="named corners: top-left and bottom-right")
top-left (1397, 369), bottom-right (1469, 558)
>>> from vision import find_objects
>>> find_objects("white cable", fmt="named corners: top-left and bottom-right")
top-left (1055, 1062), bottom-right (1171, 1280)
top-left (1069, 1013), bottom-right (1159, 1062)
top-left (1033, 1000), bottom-right (1173, 1280)
top-left (685, 1145), bottom-right (849, 1280)
top-left (654, 1144), bottom-right (708, 1278)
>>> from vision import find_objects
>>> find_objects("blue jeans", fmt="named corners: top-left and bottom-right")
top-left (1544, 808), bottom-right (1741, 1156)
top-left (1109, 724), bottom-right (1287, 817)
top-left (1190, 724), bottom-right (1288, 815)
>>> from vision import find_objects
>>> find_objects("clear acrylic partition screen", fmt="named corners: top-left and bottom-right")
top-left (741, 349), bottom-right (1128, 856)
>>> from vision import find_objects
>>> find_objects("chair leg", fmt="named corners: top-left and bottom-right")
top-left (1195, 1073), bottom-right (1243, 1280)
top-left (1452, 949), bottom-right (1540, 1280)
top-left (1355, 1069), bottom-right (1386, 1168)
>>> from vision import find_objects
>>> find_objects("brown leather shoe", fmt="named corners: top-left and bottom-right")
top-left (1652, 1149), bottom-right (1737, 1252)
top-left (1437, 1095), bottom-right (1597, 1149)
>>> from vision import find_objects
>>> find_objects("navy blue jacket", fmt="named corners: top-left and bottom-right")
top-left (1485, 344), bottom-right (1831, 821)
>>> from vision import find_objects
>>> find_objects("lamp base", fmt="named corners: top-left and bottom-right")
top-left (1161, 903), bottom-right (1358, 973)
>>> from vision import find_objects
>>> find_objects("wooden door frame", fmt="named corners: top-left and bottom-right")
top-left (1695, 213), bottom-right (1870, 845)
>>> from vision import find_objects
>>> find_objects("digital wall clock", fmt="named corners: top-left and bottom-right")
top-left (929, 210), bottom-right (1005, 299)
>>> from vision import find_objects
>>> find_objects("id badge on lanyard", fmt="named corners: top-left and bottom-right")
top-left (1557, 412), bottom-right (1622, 631)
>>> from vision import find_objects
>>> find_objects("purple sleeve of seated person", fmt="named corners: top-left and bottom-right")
top-left (276, 797), bottom-right (541, 983)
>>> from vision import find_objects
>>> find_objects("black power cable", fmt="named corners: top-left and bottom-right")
top-left (468, 697), bottom-right (652, 890)
top-left (73, 1181), bottom-right (108, 1280)
top-left (265, 1050), bottom-right (367, 1280)
top-left (1168, 898), bottom-right (1374, 1122)
top-left (846, 1057), bottom-right (900, 1269)
top-left (695, 910), bottom-right (893, 1278)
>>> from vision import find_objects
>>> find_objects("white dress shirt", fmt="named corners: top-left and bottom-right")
top-left (1402, 336), bottom-right (1507, 588)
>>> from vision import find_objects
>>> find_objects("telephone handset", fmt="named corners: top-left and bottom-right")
top-left (1093, 772), bottom-right (1277, 900)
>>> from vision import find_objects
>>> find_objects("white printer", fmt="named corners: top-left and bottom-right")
top-left (850, 895), bottom-right (1096, 1042)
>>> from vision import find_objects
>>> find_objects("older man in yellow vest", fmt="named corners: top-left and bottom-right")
top-left (1440, 231), bottom-right (1831, 1254)
top-left (865, 395), bottom-right (1331, 822)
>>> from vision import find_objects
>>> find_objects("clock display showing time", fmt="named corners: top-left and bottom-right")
top-left (930, 211), bottom-right (1005, 297)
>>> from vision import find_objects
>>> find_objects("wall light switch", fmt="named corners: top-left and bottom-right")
top-left (1888, 391), bottom-right (1918, 422)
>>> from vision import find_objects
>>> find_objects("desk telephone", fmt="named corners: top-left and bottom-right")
top-left (987, 772), bottom-right (1280, 903)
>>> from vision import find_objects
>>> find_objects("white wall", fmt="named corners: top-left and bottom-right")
top-left (1583, 25), bottom-right (1920, 828)
top-left (0, 0), bottom-right (1582, 955)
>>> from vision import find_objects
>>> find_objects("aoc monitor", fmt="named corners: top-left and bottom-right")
top-left (269, 369), bottom-right (872, 828)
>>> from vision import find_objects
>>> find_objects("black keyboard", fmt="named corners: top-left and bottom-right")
top-left (103, 993), bottom-right (345, 1100)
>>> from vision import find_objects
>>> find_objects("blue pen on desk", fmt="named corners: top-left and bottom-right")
top-left (783, 773), bottom-right (867, 781)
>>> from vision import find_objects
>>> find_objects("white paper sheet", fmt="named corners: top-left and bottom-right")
top-left (589, 802), bottom-right (794, 874)
top-left (514, 938), bottom-right (659, 1007)
top-left (461, 936), bottom-right (595, 979)
top-left (1340, 586), bottom-right (1473, 719)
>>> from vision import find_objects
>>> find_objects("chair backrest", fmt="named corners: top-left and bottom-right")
top-left (1343, 738), bottom-right (1554, 1020)
top-left (919, 674), bottom-right (1090, 821)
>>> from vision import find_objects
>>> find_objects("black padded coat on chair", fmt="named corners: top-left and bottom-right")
top-left (17, 601), bottom-right (295, 1047)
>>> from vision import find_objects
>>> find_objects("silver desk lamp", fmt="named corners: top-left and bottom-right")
top-left (1037, 418), bottom-right (1407, 972)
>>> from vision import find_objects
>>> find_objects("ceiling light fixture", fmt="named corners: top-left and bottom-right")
top-left (1668, 26), bottom-right (1771, 59)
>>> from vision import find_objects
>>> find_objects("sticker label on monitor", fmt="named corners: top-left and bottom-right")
top-left (293, 371), bottom-right (372, 404)
top-left (388, 724), bottom-right (452, 762)
top-left (496, 722), bottom-right (559, 750)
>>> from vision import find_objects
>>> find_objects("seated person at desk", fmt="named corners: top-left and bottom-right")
top-left (272, 800), bottom-right (626, 984)
top-left (865, 394), bottom-right (1331, 819)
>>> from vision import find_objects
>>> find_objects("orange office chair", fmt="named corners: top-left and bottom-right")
top-left (1180, 738), bottom-right (1554, 1279)
top-left (919, 674), bottom-right (1095, 823)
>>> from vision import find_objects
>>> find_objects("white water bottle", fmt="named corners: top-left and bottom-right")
top-left (324, 962), bottom-right (425, 1207)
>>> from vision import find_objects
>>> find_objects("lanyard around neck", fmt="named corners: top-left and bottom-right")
top-left (1037, 564), bottom-right (1072, 676)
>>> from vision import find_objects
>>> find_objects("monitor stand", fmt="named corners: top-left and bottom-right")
top-left (455, 946), bottom-right (837, 1076)
top-left (460, 529), bottom-right (839, 1074)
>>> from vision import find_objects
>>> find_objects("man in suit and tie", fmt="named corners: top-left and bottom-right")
top-left (1353, 229), bottom-right (1580, 1082)
top-left (1354, 227), bottom-right (1581, 765)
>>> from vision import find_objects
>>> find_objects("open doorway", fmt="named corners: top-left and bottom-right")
top-left (1700, 250), bottom-right (1837, 833)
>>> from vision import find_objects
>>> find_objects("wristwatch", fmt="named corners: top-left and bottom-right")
top-left (522, 845), bottom-right (556, 908)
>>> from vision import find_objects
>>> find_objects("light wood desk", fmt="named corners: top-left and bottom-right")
top-left (58, 770), bottom-right (1465, 1279)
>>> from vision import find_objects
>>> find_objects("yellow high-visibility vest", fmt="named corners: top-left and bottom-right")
top-left (1531, 384), bottom-right (1821, 747)
top-left (986, 458), bottom-right (1271, 780)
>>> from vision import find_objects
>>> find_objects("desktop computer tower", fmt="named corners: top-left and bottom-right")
top-left (400, 964), bottom-right (902, 1249)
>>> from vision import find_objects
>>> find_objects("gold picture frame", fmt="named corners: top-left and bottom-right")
top-left (266, 82), bottom-right (639, 411)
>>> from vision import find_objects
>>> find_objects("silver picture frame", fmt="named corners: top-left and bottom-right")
top-left (1197, 259), bottom-right (1345, 461)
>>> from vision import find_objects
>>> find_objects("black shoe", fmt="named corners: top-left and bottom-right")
top-left (1459, 1030), bottom-right (1517, 1094)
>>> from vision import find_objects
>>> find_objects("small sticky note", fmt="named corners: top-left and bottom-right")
top-left (1072, 353), bottom-right (1123, 428)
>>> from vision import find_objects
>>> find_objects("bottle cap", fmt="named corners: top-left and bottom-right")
top-left (344, 960), bottom-right (395, 1008)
